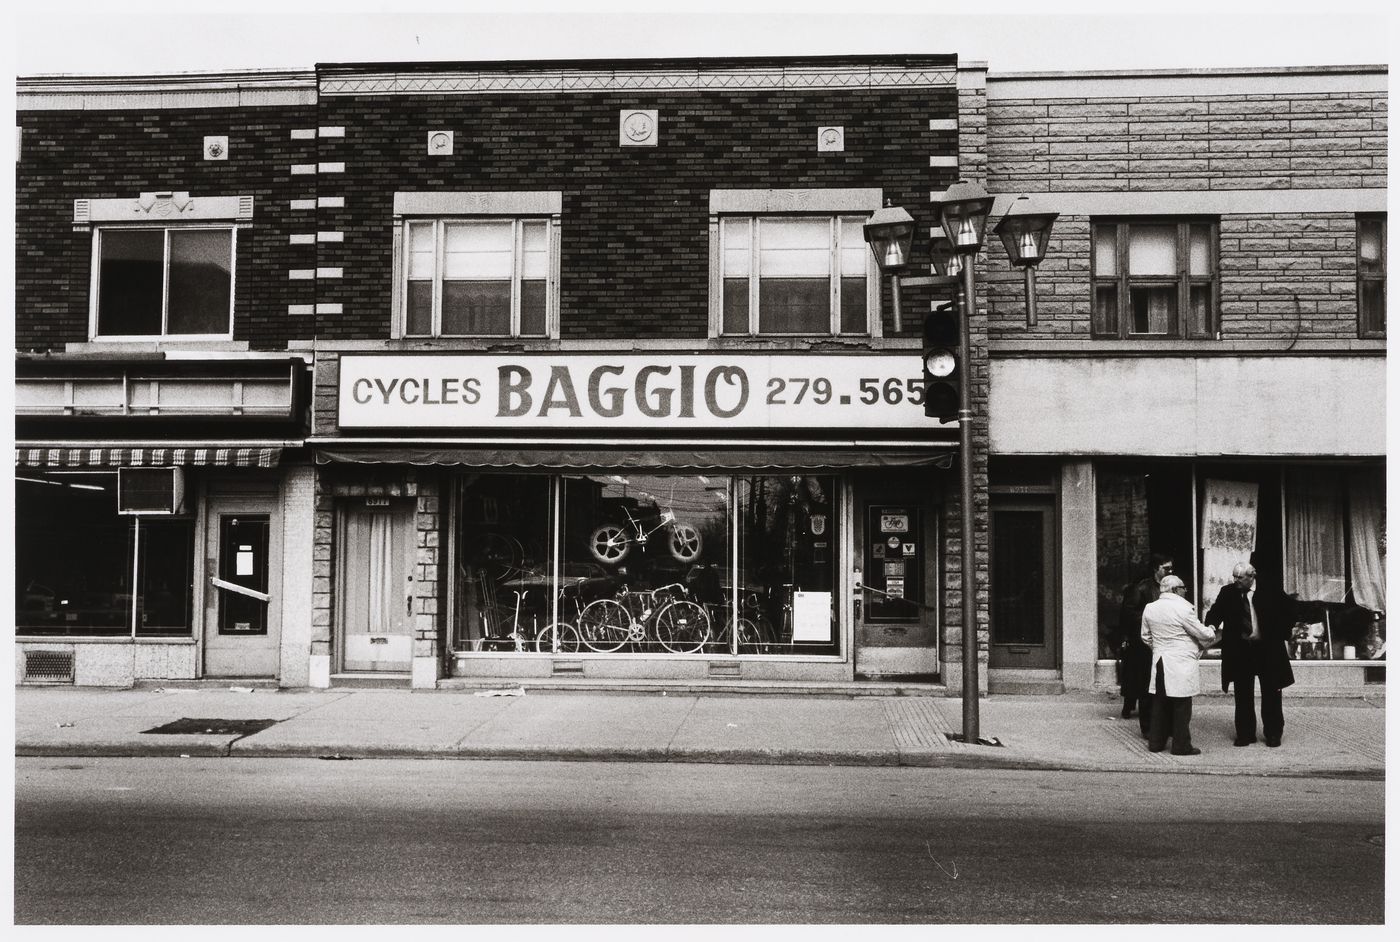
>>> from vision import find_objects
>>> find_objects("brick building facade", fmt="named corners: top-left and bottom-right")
top-left (14, 58), bottom-right (1385, 693)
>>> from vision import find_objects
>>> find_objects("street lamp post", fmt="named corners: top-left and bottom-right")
top-left (865, 181), bottom-right (1055, 745)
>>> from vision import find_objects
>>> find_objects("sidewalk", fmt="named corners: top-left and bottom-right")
top-left (13, 684), bottom-right (1386, 778)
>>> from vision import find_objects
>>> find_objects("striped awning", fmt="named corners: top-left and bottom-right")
top-left (15, 446), bottom-right (282, 469)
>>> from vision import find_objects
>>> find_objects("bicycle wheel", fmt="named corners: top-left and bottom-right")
top-left (737, 616), bottom-right (773, 654)
top-left (668, 522), bottom-right (703, 563)
top-left (534, 622), bottom-right (580, 654)
top-left (577, 599), bottom-right (631, 653)
top-left (654, 600), bottom-right (710, 654)
top-left (588, 524), bottom-right (631, 564)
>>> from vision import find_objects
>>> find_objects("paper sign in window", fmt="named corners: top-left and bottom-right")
top-left (791, 590), bottom-right (832, 642)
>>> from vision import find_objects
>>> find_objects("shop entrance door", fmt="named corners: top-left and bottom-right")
top-left (203, 494), bottom-right (282, 678)
top-left (852, 474), bottom-right (939, 679)
top-left (988, 501), bottom-right (1058, 670)
top-left (338, 501), bottom-right (415, 672)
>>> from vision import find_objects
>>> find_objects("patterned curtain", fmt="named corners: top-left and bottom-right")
top-left (1201, 479), bottom-right (1259, 610)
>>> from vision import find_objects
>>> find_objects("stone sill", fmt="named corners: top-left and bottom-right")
top-left (16, 636), bottom-right (196, 645)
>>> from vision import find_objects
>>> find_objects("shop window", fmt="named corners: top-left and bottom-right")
top-left (14, 472), bottom-right (194, 637)
top-left (1091, 220), bottom-right (1217, 339)
top-left (1095, 461), bottom-right (1385, 662)
top-left (450, 472), bottom-right (839, 657)
top-left (401, 218), bottom-right (554, 338)
top-left (1358, 214), bottom-right (1386, 338)
top-left (93, 227), bottom-right (234, 338)
top-left (717, 216), bottom-right (873, 336)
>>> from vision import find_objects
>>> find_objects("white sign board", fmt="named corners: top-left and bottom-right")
top-left (337, 354), bottom-right (946, 430)
top-left (791, 590), bottom-right (833, 643)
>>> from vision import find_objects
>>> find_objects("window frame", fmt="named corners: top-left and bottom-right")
top-left (714, 214), bottom-right (879, 338)
top-left (391, 192), bottom-right (563, 341)
top-left (1090, 218), bottom-right (1219, 340)
top-left (1357, 213), bottom-right (1386, 339)
top-left (397, 217), bottom-right (558, 339)
top-left (88, 223), bottom-right (238, 342)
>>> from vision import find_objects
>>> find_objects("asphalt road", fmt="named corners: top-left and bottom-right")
top-left (14, 757), bottom-right (1385, 925)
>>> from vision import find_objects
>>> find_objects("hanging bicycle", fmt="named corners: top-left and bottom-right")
top-left (588, 506), bottom-right (704, 565)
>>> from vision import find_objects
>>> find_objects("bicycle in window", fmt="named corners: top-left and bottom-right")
top-left (575, 582), bottom-right (711, 654)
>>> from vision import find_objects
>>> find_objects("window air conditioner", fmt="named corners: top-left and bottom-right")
top-left (117, 467), bottom-right (186, 515)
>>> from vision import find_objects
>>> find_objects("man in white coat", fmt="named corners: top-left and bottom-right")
top-left (1141, 574), bottom-right (1221, 756)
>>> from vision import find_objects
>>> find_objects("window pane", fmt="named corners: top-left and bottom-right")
top-left (139, 520), bottom-right (195, 635)
top-left (1129, 285), bottom-right (1177, 335)
top-left (1093, 225), bottom-right (1117, 277)
top-left (407, 222), bottom-right (437, 279)
top-left (444, 221), bottom-right (513, 279)
top-left (521, 221), bottom-right (549, 279)
top-left (758, 218), bottom-right (830, 277)
top-left (735, 475), bottom-right (839, 655)
top-left (405, 282), bottom-right (433, 335)
top-left (839, 218), bottom-right (867, 276)
top-left (1187, 284), bottom-right (1212, 338)
top-left (1360, 280), bottom-right (1385, 335)
top-left (1092, 283), bottom-right (1119, 336)
top-left (453, 475), bottom-right (553, 653)
top-left (97, 229), bottom-right (164, 336)
top-left (1188, 225), bottom-right (1212, 277)
top-left (15, 473), bottom-right (133, 636)
top-left (562, 474), bottom-right (729, 654)
top-left (1358, 218), bottom-right (1384, 272)
top-left (167, 229), bottom-right (232, 334)
top-left (839, 276), bottom-right (867, 333)
top-left (442, 281), bottom-right (510, 335)
top-left (1284, 469), bottom-right (1348, 604)
top-left (722, 278), bottom-right (750, 334)
top-left (722, 218), bottom-right (752, 277)
top-left (1127, 225), bottom-right (1177, 276)
top-left (520, 280), bottom-right (547, 336)
top-left (759, 278), bottom-right (829, 333)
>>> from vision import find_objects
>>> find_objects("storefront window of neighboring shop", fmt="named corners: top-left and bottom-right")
top-left (1095, 462), bottom-right (1386, 661)
top-left (14, 472), bottom-right (195, 636)
top-left (450, 472), bottom-right (839, 656)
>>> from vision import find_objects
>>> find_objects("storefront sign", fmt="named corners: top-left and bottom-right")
top-left (337, 354), bottom-right (945, 430)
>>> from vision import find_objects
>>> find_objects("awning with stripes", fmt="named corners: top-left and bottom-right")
top-left (15, 446), bottom-right (283, 469)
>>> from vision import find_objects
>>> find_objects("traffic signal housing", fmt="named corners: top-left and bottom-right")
top-left (922, 299), bottom-right (960, 422)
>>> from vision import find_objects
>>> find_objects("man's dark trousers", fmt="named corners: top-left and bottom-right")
top-left (1233, 641), bottom-right (1284, 743)
top-left (1148, 660), bottom-right (1194, 754)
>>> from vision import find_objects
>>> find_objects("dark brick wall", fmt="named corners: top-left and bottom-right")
top-left (313, 85), bottom-right (957, 341)
top-left (15, 103), bottom-right (317, 351)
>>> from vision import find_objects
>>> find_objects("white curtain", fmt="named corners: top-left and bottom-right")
top-left (365, 513), bottom-right (394, 632)
top-left (1285, 470), bottom-right (1347, 603)
top-left (1201, 479), bottom-right (1259, 610)
top-left (1348, 470), bottom-right (1386, 611)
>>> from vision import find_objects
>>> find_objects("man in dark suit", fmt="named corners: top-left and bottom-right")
top-left (1204, 562), bottom-right (1295, 747)
top-left (1115, 555), bottom-right (1173, 737)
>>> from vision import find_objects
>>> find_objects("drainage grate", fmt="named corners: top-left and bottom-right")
top-left (708, 661), bottom-right (742, 678)
top-left (23, 650), bottom-right (75, 684)
top-left (142, 718), bottom-right (280, 736)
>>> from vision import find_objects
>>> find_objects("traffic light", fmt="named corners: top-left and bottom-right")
top-left (922, 299), bottom-right (960, 422)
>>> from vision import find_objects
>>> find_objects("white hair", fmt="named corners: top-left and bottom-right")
top-left (1232, 563), bottom-right (1256, 578)
top-left (1159, 574), bottom-right (1186, 594)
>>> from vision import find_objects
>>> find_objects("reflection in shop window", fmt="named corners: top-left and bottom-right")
top-left (14, 472), bottom-right (194, 636)
top-left (449, 472), bottom-right (841, 657)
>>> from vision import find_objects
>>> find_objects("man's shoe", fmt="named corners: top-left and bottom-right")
top-left (1265, 737), bottom-right (1281, 747)
top-left (1171, 747), bottom-right (1202, 756)
top-left (1121, 705), bottom-right (1134, 719)
top-left (1147, 744), bottom-right (1166, 753)
top-left (1234, 737), bottom-right (1255, 747)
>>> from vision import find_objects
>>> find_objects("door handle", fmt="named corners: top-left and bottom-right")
top-left (406, 594), bottom-right (413, 617)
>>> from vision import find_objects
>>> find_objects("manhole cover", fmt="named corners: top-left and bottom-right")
top-left (143, 718), bottom-right (279, 736)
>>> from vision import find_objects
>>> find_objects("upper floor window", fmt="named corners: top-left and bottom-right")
top-left (1091, 220), bottom-right (1217, 340)
top-left (75, 191), bottom-right (251, 342)
top-left (709, 189), bottom-right (882, 338)
top-left (93, 227), bottom-right (235, 339)
top-left (719, 216), bottom-right (872, 336)
top-left (1358, 214), bottom-right (1386, 338)
top-left (393, 191), bottom-right (562, 340)
top-left (403, 219), bottom-right (551, 337)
